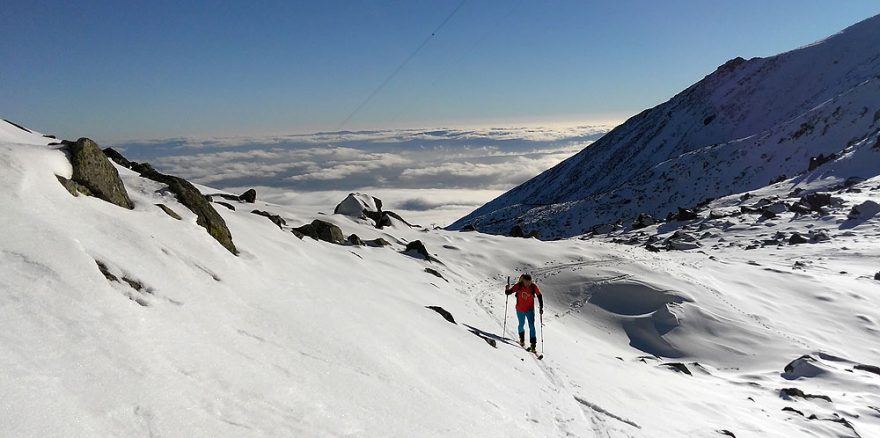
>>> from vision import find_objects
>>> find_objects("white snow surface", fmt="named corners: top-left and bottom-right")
top-left (2, 120), bottom-right (880, 438)
top-left (450, 14), bottom-right (880, 240)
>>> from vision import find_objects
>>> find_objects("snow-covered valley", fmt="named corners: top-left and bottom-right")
top-left (2, 116), bottom-right (879, 437)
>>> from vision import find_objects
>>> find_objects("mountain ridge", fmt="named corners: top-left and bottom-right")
top-left (450, 13), bottom-right (880, 239)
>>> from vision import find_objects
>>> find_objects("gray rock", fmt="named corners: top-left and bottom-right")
top-left (810, 231), bottom-right (830, 243)
top-left (68, 138), bottom-right (134, 209)
top-left (131, 161), bottom-right (237, 254)
top-left (426, 306), bottom-right (456, 324)
top-left (156, 203), bottom-right (182, 220)
top-left (763, 202), bottom-right (788, 215)
top-left (847, 200), bottom-right (880, 220)
top-left (510, 225), bottom-right (525, 237)
top-left (404, 240), bottom-right (431, 260)
top-left (239, 189), bottom-right (257, 203)
top-left (632, 213), bottom-right (657, 229)
top-left (347, 234), bottom-right (365, 246)
top-left (365, 238), bottom-right (391, 247)
top-left (667, 208), bottom-right (698, 222)
top-left (295, 220), bottom-right (345, 243)
top-left (668, 240), bottom-right (700, 251)
top-left (788, 233), bottom-right (809, 245)
top-left (102, 147), bottom-right (132, 168)
top-left (251, 210), bottom-right (286, 228)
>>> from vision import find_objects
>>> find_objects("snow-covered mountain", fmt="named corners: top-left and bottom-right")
top-left (449, 14), bottom-right (880, 239)
top-left (3, 115), bottom-right (880, 437)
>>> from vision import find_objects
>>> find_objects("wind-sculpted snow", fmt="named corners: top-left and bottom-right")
top-left (2, 121), bottom-right (880, 436)
top-left (451, 14), bottom-right (880, 239)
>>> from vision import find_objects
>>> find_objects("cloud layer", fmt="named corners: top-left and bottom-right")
top-left (113, 125), bottom-right (612, 225)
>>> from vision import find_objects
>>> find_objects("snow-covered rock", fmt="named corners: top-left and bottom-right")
top-left (334, 192), bottom-right (381, 219)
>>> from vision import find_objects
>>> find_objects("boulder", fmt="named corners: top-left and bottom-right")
top-left (709, 210), bottom-right (727, 220)
top-left (509, 225), bottom-right (525, 238)
top-left (668, 239), bottom-right (700, 251)
top-left (763, 202), bottom-right (788, 215)
top-left (632, 213), bottom-right (657, 229)
top-left (783, 355), bottom-right (825, 379)
top-left (251, 210), bottom-right (286, 228)
top-left (808, 153), bottom-right (836, 171)
top-left (844, 176), bottom-right (865, 187)
top-left (404, 240), bottom-right (431, 260)
top-left (788, 233), bottom-right (809, 245)
top-left (800, 192), bottom-right (832, 212)
top-left (131, 161), bottom-right (236, 254)
top-left (591, 223), bottom-right (619, 234)
top-left (67, 138), bottom-right (134, 209)
top-left (295, 220), bottom-right (344, 243)
top-left (667, 208), bottom-right (698, 222)
top-left (373, 210), bottom-right (412, 229)
top-left (334, 193), bottom-right (381, 219)
top-left (239, 189), bottom-right (257, 203)
top-left (810, 231), bottom-right (830, 243)
top-left (347, 234), bottom-right (365, 246)
top-left (365, 238), bottom-right (391, 248)
top-left (847, 200), bottom-right (880, 220)
top-left (875, 272), bottom-right (880, 281)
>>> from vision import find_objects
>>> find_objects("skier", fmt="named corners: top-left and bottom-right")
top-left (505, 274), bottom-right (544, 352)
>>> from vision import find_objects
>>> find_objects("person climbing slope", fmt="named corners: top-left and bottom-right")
top-left (505, 274), bottom-right (543, 352)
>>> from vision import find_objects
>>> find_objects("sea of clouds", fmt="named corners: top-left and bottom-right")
top-left (112, 125), bottom-right (613, 226)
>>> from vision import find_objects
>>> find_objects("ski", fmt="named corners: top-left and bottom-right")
top-left (525, 347), bottom-right (543, 360)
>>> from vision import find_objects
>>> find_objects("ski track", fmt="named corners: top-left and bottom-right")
top-left (465, 258), bottom-right (646, 437)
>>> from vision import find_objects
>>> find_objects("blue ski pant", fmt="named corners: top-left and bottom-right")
top-left (517, 310), bottom-right (536, 341)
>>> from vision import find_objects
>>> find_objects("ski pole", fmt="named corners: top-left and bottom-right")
top-left (540, 311), bottom-right (544, 354)
top-left (502, 276), bottom-right (510, 338)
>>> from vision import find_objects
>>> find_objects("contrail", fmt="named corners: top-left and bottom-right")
top-left (337, 0), bottom-right (469, 130)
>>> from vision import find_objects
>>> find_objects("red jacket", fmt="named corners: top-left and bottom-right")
top-left (508, 283), bottom-right (543, 312)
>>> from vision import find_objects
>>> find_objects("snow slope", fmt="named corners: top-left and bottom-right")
top-left (3, 119), bottom-right (880, 437)
top-left (449, 14), bottom-right (880, 240)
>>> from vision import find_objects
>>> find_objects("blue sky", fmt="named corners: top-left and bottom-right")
top-left (3, 1), bottom-right (879, 141)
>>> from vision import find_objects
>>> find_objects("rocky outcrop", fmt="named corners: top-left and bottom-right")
top-left (251, 210), bottom-right (286, 228)
top-left (156, 204), bottom-right (182, 220)
top-left (666, 208), bottom-right (698, 222)
top-left (335, 193), bottom-right (381, 219)
top-left (335, 193), bottom-right (412, 229)
top-left (404, 240), bottom-right (433, 261)
top-left (365, 238), bottom-right (391, 248)
top-left (847, 200), bottom-right (880, 219)
top-left (632, 213), bottom-right (657, 230)
top-left (129, 161), bottom-right (237, 254)
top-left (295, 220), bottom-right (344, 244)
top-left (66, 138), bottom-right (134, 209)
top-left (239, 189), bottom-right (257, 203)
top-left (102, 147), bottom-right (132, 168)
top-left (425, 306), bottom-right (456, 324)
